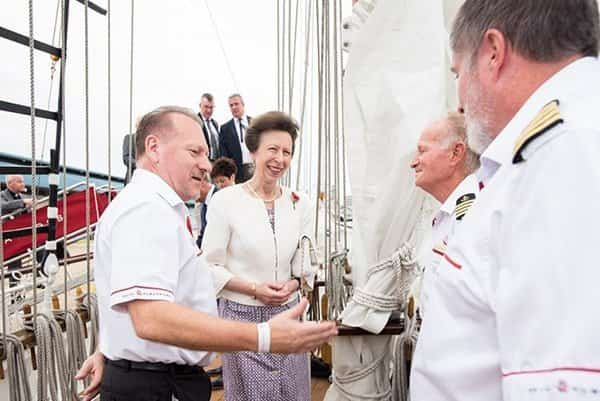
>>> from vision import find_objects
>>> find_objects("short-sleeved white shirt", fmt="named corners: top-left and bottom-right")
top-left (411, 57), bottom-right (600, 401)
top-left (95, 169), bottom-right (218, 365)
top-left (419, 173), bottom-right (479, 314)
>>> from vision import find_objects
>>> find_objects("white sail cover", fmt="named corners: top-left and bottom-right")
top-left (325, 0), bottom-right (455, 399)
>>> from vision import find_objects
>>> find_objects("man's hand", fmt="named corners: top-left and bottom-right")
top-left (268, 298), bottom-right (338, 353)
top-left (23, 198), bottom-right (32, 207)
top-left (75, 350), bottom-right (104, 401)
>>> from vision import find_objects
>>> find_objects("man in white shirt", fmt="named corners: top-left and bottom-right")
top-left (198, 93), bottom-right (220, 161)
top-left (411, 1), bottom-right (600, 400)
top-left (409, 111), bottom-right (480, 314)
top-left (76, 106), bottom-right (337, 401)
top-left (219, 94), bottom-right (253, 182)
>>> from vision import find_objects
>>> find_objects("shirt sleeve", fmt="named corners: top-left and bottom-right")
top-left (202, 198), bottom-right (234, 295)
top-left (108, 203), bottom-right (180, 310)
top-left (1, 198), bottom-right (25, 214)
top-left (496, 129), bottom-right (600, 399)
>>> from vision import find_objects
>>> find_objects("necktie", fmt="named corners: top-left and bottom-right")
top-left (479, 181), bottom-right (485, 191)
top-left (238, 118), bottom-right (244, 143)
top-left (185, 216), bottom-right (193, 236)
top-left (206, 119), bottom-right (217, 158)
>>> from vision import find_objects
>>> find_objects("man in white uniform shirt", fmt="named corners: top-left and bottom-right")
top-left (409, 112), bottom-right (480, 315)
top-left (76, 106), bottom-right (337, 401)
top-left (411, 1), bottom-right (600, 400)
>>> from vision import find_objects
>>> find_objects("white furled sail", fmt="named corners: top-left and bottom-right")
top-left (325, 0), bottom-right (452, 399)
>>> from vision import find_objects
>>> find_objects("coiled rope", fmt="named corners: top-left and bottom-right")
top-left (34, 313), bottom-right (76, 401)
top-left (3, 334), bottom-right (32, 401)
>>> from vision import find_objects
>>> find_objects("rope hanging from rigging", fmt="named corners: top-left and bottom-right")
top-left (2, 334), bottom-right (32, 401)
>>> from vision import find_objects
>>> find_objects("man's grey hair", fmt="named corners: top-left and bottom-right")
top-left (135, 106), bottom-right (201, 158)
top-left (5, 175), bottom-right (21, 185)
top-left (201, 93), bottom-right (214, 103)
top-left (228, 93), bottom-right (244, 104)
top-left (451, 0), bottom-right (600, 62)
top-left (440, 112), bottom-right (480, 174)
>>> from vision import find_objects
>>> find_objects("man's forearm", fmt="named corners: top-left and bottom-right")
top-left (1, 199), bottom-right (24, 214)
top-left (128, 300), bottom-right (257, 352)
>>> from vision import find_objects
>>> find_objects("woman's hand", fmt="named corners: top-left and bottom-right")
top-left (255, 282), bottom-right (292, 305)
top-left (283, 279), bottom-right (300, 293)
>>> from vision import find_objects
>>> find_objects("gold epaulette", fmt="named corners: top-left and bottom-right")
top-left (454, 193), bottom-right (476, 221)
top-left (512, 100), bottom-right (563, 163)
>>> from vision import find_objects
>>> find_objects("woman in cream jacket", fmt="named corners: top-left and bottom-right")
top-left (202, 111), bottom-right (314, 401)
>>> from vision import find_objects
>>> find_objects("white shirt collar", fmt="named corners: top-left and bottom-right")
top-left (436, 173), bottom-right (478, 219)
top-left (131, 168), bottom-right (184, 208)
top-left (479, 57), bottom-right (596, 178)
top-left (236, 115), bottom-right (248, 126)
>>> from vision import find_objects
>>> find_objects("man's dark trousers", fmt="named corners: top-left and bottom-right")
top-left (101, 359), bottom-right (211, 401)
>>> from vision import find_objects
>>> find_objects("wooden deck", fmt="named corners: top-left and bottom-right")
top-left (207, 356), bottom-right (331, 401)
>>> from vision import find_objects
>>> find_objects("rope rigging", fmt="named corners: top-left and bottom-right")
top-left (126, 0), bottom-right (135, 184)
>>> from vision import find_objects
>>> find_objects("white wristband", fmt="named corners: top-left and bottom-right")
top-left (257, 322), bottom-right (271, 353)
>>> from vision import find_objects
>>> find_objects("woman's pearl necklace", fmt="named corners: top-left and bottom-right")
top-left (246, 182), bottom-right (280, 203)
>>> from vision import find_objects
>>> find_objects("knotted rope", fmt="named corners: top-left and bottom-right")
top-left (326, 251), bottom-right (350, 320)
top-left (351, 244), bottom-right (419, 313)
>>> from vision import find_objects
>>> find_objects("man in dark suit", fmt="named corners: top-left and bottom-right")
top-left (195, 173), bottom-right (218, 250)
top-left (1, 175), bottom-right (33, 290)
top-left (1, 175), bottom-right (32, 215)
top-left (219, 94), bottom-right (253, 182)
top-left (198, 93), bottom-right (220, 162)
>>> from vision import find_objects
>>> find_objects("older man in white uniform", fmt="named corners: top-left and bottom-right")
top-left (411, 1), bottom-right (600, 400)
top-left (76, 106), bottom-right (337, 401)
top-left (409, 112), bottom-right (480, 314)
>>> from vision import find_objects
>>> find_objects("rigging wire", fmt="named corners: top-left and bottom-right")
top-left (84, 0), bottom-right (92, 312)
top-left (107, 0), bottom-right (112, 201)
top-left (40, 0), bottom-right (62, 160)
top-left (60, 0), bottom-right (70, 325)
top-left (127, 0), bottom-right (135, 183)
top-left (295, 0), bottom-right (314, 191)
top-left (200, 0), bottom-right (240, 91)
top-left (277, 1), bottom-right (280, 110)
top-left (339, 0), bottom-right (348, 250)
top-left (28, 0), bottom-right (39, 321)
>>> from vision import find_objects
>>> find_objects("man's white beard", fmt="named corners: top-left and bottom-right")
top-left (466, 116), bottom-right (494, 155)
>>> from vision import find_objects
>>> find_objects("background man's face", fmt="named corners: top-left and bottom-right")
top-left (200, 99), bottom-right (214, 119)
top-left (411, 122), bottom-right (454, 194)
top-left (7, 176), bottom-right (26, 193)
top-left (228, 96), bottom-right (245, 119)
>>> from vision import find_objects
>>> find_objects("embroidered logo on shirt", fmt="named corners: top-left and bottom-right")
top-left (454, 193), bottom-right (476, 221)
top-left (513, 99), bottom-right (563, 164)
